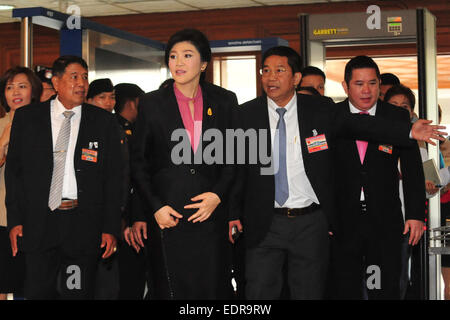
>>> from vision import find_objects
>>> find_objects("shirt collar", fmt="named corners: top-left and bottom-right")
top-left (267, 92), bottom-right (297, 114)
top-left (348, 100), bottom-right (377, 116)
top-left (173, 83), bottom-right (202, 103)
top-left (54, 96), bottom-right (82, 116)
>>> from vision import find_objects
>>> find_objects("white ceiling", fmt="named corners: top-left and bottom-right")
top-left (0, 0), bottom-right (363, 23)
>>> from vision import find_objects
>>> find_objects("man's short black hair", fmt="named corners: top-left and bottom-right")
top-left (52, 55), bottom-right (88, 78)
top-left (297, 86), bottom-right (321, 96)
top-left (262, 46), bottom-right (302, 74)
top-left (344, 55), bottom-right (380, 84)
top-left (113, 83), bottom-right (144, 114)
top-left (380, 73), bottom-right (400, 86)
top-left (300, 66), bottom-right (326, 81)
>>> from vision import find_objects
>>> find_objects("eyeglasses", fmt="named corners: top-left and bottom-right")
top-left (260, 67), bottom-right (287, 77)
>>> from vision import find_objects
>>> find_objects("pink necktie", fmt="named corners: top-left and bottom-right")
top-left (356, 111), bottom-right (369, 164)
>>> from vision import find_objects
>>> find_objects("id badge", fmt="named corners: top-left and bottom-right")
top-left (378, 144), bottom-right (393, 154)
top-left (306, 134), bottom-right (328, 153)
top-left (81, 148), bottom-right (98, 163)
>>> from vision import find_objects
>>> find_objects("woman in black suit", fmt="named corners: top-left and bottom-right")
top-left (131, 29), bottom-right (238, 299)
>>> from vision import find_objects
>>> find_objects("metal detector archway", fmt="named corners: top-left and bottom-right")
top-left (300, 8), bottom-right (440, 300)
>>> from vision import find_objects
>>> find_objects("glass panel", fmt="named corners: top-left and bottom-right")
top-left (212, 55), bottom-right (257, 104)
top-left (213, 59), bottom-right (220, 86)
top-left (83, 30), bottom-right (169, 93)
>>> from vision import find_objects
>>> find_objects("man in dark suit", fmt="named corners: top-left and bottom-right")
top-left (113, 83), bottom-right (149, 300)
top-left (6, 55), bottom-right (122, 300)
top-left (228, 46), bottom-right (443, 300)
top-left (330, 56), bottom-right (425, 300)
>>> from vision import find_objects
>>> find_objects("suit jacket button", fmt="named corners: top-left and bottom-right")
top-left (190, 169), bottom-right (196, 175)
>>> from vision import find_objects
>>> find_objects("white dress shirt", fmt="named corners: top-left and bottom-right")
top-left (50, 98), bottom-right (81, 200)
top-left (267, 94), bottom-right (319, 208)
top-left (348, 101), bottom-right (377, 116)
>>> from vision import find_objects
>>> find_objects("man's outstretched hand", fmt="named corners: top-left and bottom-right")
top-left (411, 119), bottom-right (447, 145)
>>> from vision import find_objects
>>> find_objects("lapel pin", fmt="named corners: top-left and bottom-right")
top-left (89, 142), bottom-right (99, 149)
top-left (207, 107), bottom-right (212, 116)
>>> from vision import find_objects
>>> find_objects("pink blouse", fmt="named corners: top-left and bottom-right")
top-left (173, 83), bottom-right (203, 153)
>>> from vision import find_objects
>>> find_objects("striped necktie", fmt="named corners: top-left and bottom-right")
top-left (48, 111), bottom-right (75, 211)
top-left (274, 107), bottom-right (289, 206)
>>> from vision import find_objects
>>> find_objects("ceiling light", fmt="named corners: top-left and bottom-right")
top-left (0, 4), bottom-right (14, 11)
